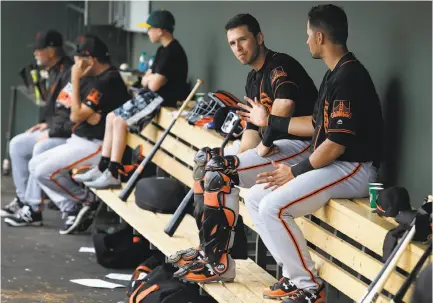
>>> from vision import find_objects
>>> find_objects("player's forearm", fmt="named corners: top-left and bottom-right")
top-left (309, 139), bottom-right (345, 168)
top-left (70, 76), bottom-right (84, 122)
top-left (288, 116), bottom-right (315, 137)
top-left (262, 98), bottom-right (295, 146)
top-left (237, 129), bottom-right (261, 154)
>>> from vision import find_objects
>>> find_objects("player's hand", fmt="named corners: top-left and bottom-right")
top-left (256, 142), bottom-right (279, 157)
top-left (26, 122), bottom-right (48, 133)
top-left (236, 97), bottom-right (269, 127)
top-left (36, 132), bottom-right (49, 142)
top-left (256, 161), bottom-right (294, 190)
top-left (72, 58), bottom-right (93, 79)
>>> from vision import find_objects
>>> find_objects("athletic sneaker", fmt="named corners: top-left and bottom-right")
top-left (0, 197), bottom-right (24, 217)
top-left (84, 169), bottom-right (121, 189)
top-left (263, 277), bottom-right (299, 299)
top-left (283, 284), bottom-right (326, 303)
top-left (59, 204), bottom-right (90, 235)
top-left (73, 166), bottom-right (103, 183)
top-left (4, 205), bottom-right (43, 227)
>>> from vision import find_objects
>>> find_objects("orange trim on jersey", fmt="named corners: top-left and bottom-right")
top-left (278, 163), bottom-right (362, 287)
top-left (50, 146), bottom-right (102, 201)
top-left (313, 125), bottom-right (321, 151)
top-left (328, 129), bottom-right (356, 135)
top-left (273, 80), bottom-right (298, 98)
top-left (238, 144), bottom-right (310, 172)
top-left (340, 59), bottom-right (357, 67)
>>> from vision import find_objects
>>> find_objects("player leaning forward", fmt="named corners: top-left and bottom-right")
top-left (171, 5), bottom-right (383, 303)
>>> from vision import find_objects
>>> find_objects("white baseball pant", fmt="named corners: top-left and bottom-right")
top-left (244, 158), bottom-right (378, 291)
top-left (9, 130), bottom-right (67, 209)
top-left (29, 134), bottom-right (102, 212)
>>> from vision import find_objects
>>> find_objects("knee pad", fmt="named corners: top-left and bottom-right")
top-left (192, 147), bottom-right (212, 181)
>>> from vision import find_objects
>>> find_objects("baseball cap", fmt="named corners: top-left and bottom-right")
top-left (138, 10), bottom-right (175, 33)
top-left (372, 186), bottom-right (411, 217)
top-left (32, 30), bottom-right (63, 50)
top-left (74, 35), bottom-right (109, 59)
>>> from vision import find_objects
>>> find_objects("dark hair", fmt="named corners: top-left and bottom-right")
top-left (225, 13), bottom-right (261, 37)
top-left (308, 4), bottom-right (348, 46)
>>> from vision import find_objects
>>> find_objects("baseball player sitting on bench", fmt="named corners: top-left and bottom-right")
top-left (25, 35), bottom-right (130, 235)
top-left (167, 13), bottom-right (319, 287)
top-left (73, 9), bottom-right (189, 190)
top-left (2, 30), bottom-right (74, 226)
top-left (251, 5), bottom-right (383, 302)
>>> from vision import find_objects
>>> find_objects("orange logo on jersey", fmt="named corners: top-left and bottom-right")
top-left (324, 100), bottom-right (329, 132)
top-left (270, 66), bottom-right (288, 85)
top-left (260, 92), bottom-right (272, 112)
top-left (87, 88), bottom-right (102, 105)
top-left (331, 100), bottom-right (352, 119)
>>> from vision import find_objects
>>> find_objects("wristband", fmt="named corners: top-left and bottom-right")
top-left (262, 127), bottom-right (278, 147)
top-left (291, 158), bottom-right (314, 177)
top-left (268, 114), bottom-right (291, 132)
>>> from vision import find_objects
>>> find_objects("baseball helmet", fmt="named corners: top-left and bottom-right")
top-left (187, 90), bottom-right (240, 125)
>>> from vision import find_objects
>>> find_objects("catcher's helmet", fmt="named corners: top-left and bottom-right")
top-left (187, 90), bottom-right (240, 125)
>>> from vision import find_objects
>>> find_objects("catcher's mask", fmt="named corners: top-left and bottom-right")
top-left (187, 90), bottom-right (240, 125)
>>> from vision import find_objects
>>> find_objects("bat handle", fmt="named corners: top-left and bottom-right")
top-left (175, 79), bottom-right (203, 118)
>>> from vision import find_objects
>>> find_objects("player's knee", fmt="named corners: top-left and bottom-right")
top-left (33, 164), bottom-right (51, 182)
top-left (113, 115), bottom-right (128, 130)
top-left (258, 195), bottom-right (279, 220)
top-left (9, 134), bottom-right (25, 156)
top-left (106, 112), bottom-right (116, 124)
top-left (244, 189), bottom-right (260, 211)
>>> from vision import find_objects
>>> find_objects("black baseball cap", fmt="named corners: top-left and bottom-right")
top-left (32, 30), bottom-right (63, 50)
top-left (74, 35), bottom-right (109, 59)
top-left (138, 10), bottom-right (175, 33)
top-left (372, 186), bottom-right (411, 217)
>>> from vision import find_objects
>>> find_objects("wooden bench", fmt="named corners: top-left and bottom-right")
top-left (93, 107), bottom-right (430, 303)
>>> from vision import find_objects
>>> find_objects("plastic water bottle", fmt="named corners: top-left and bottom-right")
top-left (148, 55), bottom-right (155, 69)
top-left (138, 52), bottom-right (148, 72)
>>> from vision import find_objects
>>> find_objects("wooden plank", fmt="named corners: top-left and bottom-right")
top-left (156, 107), bottom-right (228, 149)
top-left (139, 123), bottom-right (196, 167)
top-left (353, 198), bottom-right (400, 226)
top-left (310, 251), bottom-right (389, 303)
top-left (323, 199), bottom-right (428, 272)
top-left (297, 217), bottom-right (414, 301)
top-left (127, 133), bottom-right (194, 187)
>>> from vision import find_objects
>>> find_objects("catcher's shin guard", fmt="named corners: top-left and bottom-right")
top-left (174, 155), bottom-right (240, 283)
top-left (167, 147), bottom-right (215, 268)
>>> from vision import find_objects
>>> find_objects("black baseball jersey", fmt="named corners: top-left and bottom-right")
top-left (245, 49), bottom-right (318, 141)
top-left (311, 52), bottom-right (383, 163)
top-left (41, 56), bottom-right (74, 125)
top-left (152, 39), bottom-right (189, 107)
top-left (73, 66), bottom-right (131, 140)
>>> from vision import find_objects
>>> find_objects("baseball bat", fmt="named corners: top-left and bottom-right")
top-left (164, 119), bottom-right (240, 237)
top-left (119, 79), bottom-right (203, 201)
top-left (3, 87), bottom-right (17, 176)
top-left (358, 218), bottom-right (417, 303)
top-left (390, 240), bottom-right (431, 303)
